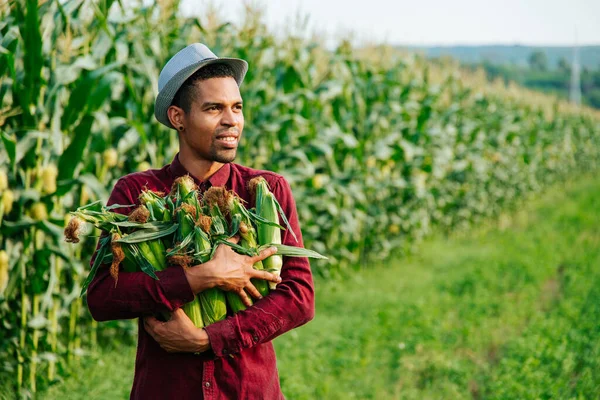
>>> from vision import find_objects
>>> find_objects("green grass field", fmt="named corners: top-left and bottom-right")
top-left (42, 177), bottom-right (600, 399)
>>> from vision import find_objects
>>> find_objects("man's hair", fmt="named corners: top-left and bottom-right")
top-left (171, 63), bottom-right (237, 113)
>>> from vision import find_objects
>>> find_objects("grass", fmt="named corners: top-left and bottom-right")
top-left (40, 176), bottom-right (600, 399)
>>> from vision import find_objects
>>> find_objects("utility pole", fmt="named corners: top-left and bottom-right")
top-left (569, 35), bottom-right (582, 106)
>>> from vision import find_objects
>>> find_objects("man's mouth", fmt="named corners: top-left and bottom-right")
top-left (215, 132), bottom-right (239, 149)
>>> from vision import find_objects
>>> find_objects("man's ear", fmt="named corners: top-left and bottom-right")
top-left (167, 105), bottom-right (185, 129)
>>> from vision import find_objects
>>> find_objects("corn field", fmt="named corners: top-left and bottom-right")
top-left (1, 0), bottom-right (599, 396)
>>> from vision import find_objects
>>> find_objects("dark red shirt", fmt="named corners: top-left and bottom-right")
top-left (86, 154), bottom-right (315, 400)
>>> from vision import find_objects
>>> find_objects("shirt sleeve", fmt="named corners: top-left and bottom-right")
top-left (204, 175), bottom-right (315, 357)
top-left (86, 177), bottom-right (195, 321)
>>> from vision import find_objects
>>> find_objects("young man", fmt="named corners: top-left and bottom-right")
top-left (87, 43), bottom-right (315, 399)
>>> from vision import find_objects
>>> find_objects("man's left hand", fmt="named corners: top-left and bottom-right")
top-left (143, 308), bottom-right (211, 353)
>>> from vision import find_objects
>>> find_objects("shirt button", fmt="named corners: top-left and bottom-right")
top-left (253, 335), bottom-right (259, 342)
top-left (205, 382), bottom-right (211, 388)
top-left (222, 349), bottom-right (228, 355)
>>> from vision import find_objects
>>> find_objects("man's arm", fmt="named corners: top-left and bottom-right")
top-left (86, 177), bottom-right (195, 321)
top-left (203, 175), bottom-right (315, 357)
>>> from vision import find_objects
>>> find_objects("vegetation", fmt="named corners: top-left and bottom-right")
top-left (476, 59), bottom-right (600, 109)
top-left (0, 0), bottom-right (599, 396)
top-left (39, 176), bottom-right (600, 399)
top-left (408, 45), bottom-right (600, 108)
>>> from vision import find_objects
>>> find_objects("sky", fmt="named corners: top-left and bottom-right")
top-left (180, 0), bottom-right (600, 47)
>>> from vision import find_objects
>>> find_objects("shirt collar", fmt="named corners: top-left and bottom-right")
top-left (168, 153), bottom-right (231, 188)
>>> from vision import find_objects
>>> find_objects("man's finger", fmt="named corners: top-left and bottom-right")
top-left (252, 246), bottom-right (277, 263)
top-left (237, 289), bottom-right (253, 307)
top-left (245, 282), bottom-right (263, 301)
top-left (171, 308), bottom-right (185, 319)
top-left (143, 316), bottom-right (160, 334)
top-left (144, 315), bottom-right (159, 327)
top-left (250, 269), bottom-right (282, 283)
top-left (227, 235), bottom-right (240, 244)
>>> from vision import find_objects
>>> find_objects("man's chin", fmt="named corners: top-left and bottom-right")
top-left (212, 150), bottom-right (237, 164)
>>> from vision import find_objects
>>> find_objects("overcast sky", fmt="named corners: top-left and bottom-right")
top-left (180, 0), bottom-right (600, 47)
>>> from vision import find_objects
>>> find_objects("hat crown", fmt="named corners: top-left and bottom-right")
top-left (158, 43), bottom-right (217, 91)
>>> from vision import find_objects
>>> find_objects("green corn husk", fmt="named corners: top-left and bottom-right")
top-left (190, 223), bottom-right (225, 326)
top-left (182, 297), bottom-right (204, 328)
top-left (147, 239), bottom-right (167, 270)
top-left (199, 287), bottom-right (227, 325)
top-left (171, 177), bottom-right (208, 328)
top-left (121, 244), bottom-right (138, 272)
top-left (226, 194), bottom-right (270, 312)
top-left (177, 207), bottom-right (196, 241)
top-left (194, 209), bottom-right (227, 325)
top-left (139, 189), bottom-right (171, 222)
top-left (252, 178), bottom-right (284, 290)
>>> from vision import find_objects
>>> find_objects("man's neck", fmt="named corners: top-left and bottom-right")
top-left (178, 149), bottom-right (224, 182)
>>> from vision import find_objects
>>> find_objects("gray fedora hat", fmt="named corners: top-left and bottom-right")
top-left (154, 43), bottom-right (248, 128)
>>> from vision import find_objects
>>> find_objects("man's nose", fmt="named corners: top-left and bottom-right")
top-left (220, 107), bottom-right (241, 127)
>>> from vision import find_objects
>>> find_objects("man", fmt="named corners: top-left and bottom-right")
top-left (87, 43), bottom-right (315, 399)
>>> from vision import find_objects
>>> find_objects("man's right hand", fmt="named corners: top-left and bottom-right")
top-left (184, 243), bottom-right (281, 306)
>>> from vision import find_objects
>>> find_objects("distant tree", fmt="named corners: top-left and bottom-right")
top-left (586, 89), bottom-right (600, 109)
top-left (528, 50), bottom-right (548, 71)
top-left (558, 57), bottom-right (571, 73)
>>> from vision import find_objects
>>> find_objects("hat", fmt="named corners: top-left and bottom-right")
top-left (154, 43), bottom-right (248, 128)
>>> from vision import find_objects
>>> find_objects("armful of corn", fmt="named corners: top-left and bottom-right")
top-left (64, 175), bottom-right (326, 327)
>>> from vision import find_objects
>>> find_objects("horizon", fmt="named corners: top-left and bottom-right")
top-left (398, 43), bottom-right (600, 48)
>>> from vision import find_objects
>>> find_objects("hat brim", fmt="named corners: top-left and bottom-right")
top-left (154, 57), bottom-right (248, 129)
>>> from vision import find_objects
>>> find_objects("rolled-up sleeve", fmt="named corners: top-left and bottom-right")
top-left (204, 175), bottom-right (315, 357)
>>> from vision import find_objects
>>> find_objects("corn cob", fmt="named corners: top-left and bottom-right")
top-left (0, 250), bottom-right (8, 297)
top-left (139, 189), bottom-right (171, 222)
top-left (194, 210), bottom-right (227, 325)
top-left (173, 177), bottom-right (227, 327)
top-left (225, 194), bottom-right (270, 312)
top-left (251, 177), bottom-right (284, 290)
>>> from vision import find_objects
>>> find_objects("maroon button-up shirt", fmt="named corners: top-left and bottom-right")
top-left (86, 154), bottom-right (315, 400)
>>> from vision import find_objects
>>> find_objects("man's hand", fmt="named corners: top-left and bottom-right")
top-left (143, 308), bottom-right (210, 353)
top-left (184, 243), bottom-right (281, 306)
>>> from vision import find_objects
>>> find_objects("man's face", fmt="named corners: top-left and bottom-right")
top-left (180, 76), bottom-right (244, 163)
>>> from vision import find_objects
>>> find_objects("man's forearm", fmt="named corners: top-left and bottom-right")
top-left (87, 263), bottom-right (195, 321)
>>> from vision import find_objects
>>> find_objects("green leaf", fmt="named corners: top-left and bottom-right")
top-left (105, 203), bottom-right (136, 211)
top-left (229, 213), bottom-right (241, 237)
top-left (0, 130), bottom-right (16, 169)
top-left (248, 210), bottom-right (284, 230)
top-left (76, 200), bottom-right (104, 212)
top-left (166, 232), bottom-right (194, 256)
top-left (40, 220), bottom-right (65, 238)
top-left (216, 239), bottom-right (256, 256)
top-left (80, 235), bottom-right (111, 296)
top-left (101, 252), bottom-right (113, 264)
top-left (57, 115), bottom-right (94, 182)
top-left (130, 243), bottom-right (158, 280)
top-left (79, 173), bottom-right (109, 201)
top-left (258, 243), bottom-right (327, 259)
top-left (116, 223), bottom-right (179, 243)
top-left (273, 198), bottom-right (298, 243)
top-left (109, 221), bottom-right (172, 229)
top-left (15, 131), bottom-right (47, 164)
top-left (21, 0), bottom-right (43, 124)
top-left (1, 219), bottom-right (38, 236)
